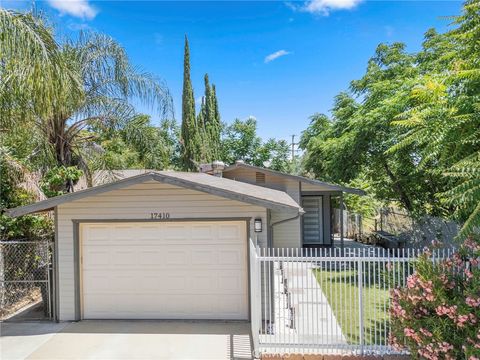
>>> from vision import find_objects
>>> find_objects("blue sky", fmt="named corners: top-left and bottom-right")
top-left (4, 0), bottom-right (462, 142)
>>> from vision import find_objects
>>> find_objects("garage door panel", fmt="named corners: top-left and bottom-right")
top-left (218, 224), bottom-right (241, 238)
top-left (163, 224), bottom-right (190, 239)
top-left (138, 249), bottom-right (163, 264)
top-left (219, 274), bottom-right (242, 291)
top-left (111, 250), bottom-right (137, 265)
top-left (81, 221), bottom-right (247, 320)
top-left (165, 250), bottom-right (188, 265)
top-left (191, 224), bottom-right (215, 238)
top-left (218, 248), bottom-right (243, 265)
top-left (191, 249), bottom-right (216, 264)
top-left (83, 274), bottom-right (110, 292)
top-left (83, 250), bottom-right (110, 267)
top-left (161, 275), bottom-right (187, 291)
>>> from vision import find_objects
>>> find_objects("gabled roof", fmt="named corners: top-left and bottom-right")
top-left (6, 171), bottom-right (303, 218)
top-left (223, 162), bottom-right (366, 196)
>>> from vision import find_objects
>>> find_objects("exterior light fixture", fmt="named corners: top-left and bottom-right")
top-left (254, 218), bottom-right (263, 233)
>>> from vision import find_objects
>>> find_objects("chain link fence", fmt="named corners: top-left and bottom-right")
top-left (0, 240), bottom-right (53, 321)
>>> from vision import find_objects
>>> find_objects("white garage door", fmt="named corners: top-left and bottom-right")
top-left (81, 221), bottom-right (248, 320)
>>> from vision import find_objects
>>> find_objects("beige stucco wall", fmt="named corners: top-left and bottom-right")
top-left (56, 180), bottom-right (267, 321)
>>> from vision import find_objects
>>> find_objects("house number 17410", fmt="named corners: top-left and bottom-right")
top-left (150, 212), bottom-right (170, 219)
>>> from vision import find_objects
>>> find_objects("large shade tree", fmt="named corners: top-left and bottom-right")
top-left (220, 117), bottom-right (290, 172)
top-left (389, 0), bottom-right (480, 238)
top-left (300, 0), bottom-right (480, 238)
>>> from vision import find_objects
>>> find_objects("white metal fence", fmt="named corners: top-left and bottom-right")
top-left (248, 241), bottom-right (454, 356)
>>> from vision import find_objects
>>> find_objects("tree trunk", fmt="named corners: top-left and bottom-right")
top-left (49, 117), bottom-right (74, 193)
top-left (382, 160), bottom-right (414, 213)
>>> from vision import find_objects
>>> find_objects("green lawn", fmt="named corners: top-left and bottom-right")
top-left (313, 269), bottom-right (390, 345)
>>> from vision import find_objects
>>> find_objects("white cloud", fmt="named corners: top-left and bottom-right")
top-left (264, 50), bottom-right (291, 63)
top-left (47, 0), bottom-right (98, 20)
top-left (289, 0), bottom-right (362, 16)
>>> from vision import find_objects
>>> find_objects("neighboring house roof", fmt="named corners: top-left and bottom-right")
top-left (223, 162), bottom-right (366, 196)
top-left (6, 171), bottom-right (303, 218)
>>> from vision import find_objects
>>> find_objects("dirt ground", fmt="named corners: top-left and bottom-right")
top-left (1, 289), bottom-right (45, 321)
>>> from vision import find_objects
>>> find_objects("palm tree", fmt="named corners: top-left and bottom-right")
top-left (1, 10), bottom-right (173, 190)
top-left (39, 32), bottom-right (172, 181)
top-left (0, 10), bottom-right (79, 129)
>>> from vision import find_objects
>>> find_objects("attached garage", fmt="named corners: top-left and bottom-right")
top-left (7, 171), bottom-right (302, 321)
top-left (81, 221), bottom-right (248, 320)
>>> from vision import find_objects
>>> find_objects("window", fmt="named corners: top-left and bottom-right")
top-left (301, 196), bottom-right (324, 244)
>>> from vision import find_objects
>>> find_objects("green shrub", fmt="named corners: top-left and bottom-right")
top-left (40, 166), bottom-right (83, 198)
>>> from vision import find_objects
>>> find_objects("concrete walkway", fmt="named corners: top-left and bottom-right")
top-left (1, 321), bottom-right (253, 360)
top-left (260, 262), bottom-right (346, 353)
top-left (1, 322), bottom-right (70, 360)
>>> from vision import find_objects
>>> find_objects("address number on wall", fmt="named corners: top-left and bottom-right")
top-left (150, 212), bottom-right (170, 219)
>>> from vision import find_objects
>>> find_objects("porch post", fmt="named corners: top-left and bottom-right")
top-left (340, 193), bottom-right (344, 254)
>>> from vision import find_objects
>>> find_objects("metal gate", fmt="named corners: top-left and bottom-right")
top-left (0, 241), bottom-right (54, 321)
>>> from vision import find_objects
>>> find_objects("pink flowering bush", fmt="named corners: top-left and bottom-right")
top-left (389, 236), bottom-right (480, 359)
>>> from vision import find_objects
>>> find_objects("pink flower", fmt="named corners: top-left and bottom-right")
top-left (407, 274), bottom-right (419, 289)
top-left (388, 333), bottom-right (404, 350)
top-left (431, 239), bottom-right (441, 248)
top-left (466, 297), bottom-right (480, 307)
top-left (439, 273), bottom-right (456, 289)
top-left (463, 238), bottom-right (480, 251)
top-left (391, 303), bottom-right (407, 318)
top-left (438, 341), bottom-right (453, 352)
top-left (453, 253), bottom-right (464, 266)
top-left (436, 305), bottom-right (457, 319)
top-left (465, 268), bottom-right (473, 279)
top-left (403, 328), bottom-right (422, 343)
top-left (420, 328), bottom-right (433, 337)
top-left (456, 314), bottom-right (469, 328)
top-left (404, 327), bottom-right (415, 337)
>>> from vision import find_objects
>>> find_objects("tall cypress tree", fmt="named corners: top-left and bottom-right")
top-left (210, 84), bottom-right (221, 159)
top-left (181, 41), bottom-right (222, 167)
top-left (203, 74), bottom-right (213, 160)
top-left (180, 36), bottom-right (197, 170)
top-left (203, 74), bottom-right (214, 127)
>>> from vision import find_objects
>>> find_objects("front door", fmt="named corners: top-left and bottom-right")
top-left (301, 196), bottom-right (328, 245)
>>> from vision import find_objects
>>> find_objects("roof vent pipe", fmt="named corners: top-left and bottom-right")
top-left (211, 160), bottom-right (225, 177)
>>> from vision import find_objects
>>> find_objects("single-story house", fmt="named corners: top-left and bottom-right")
top-left (6, 161), bottom-right (363, 322)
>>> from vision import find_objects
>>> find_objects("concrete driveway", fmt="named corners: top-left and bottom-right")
top-left (1, 321), bottom-right (253, 360)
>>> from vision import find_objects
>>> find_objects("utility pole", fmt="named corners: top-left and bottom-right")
top-left (290, 134), bottom-right (298, 162)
